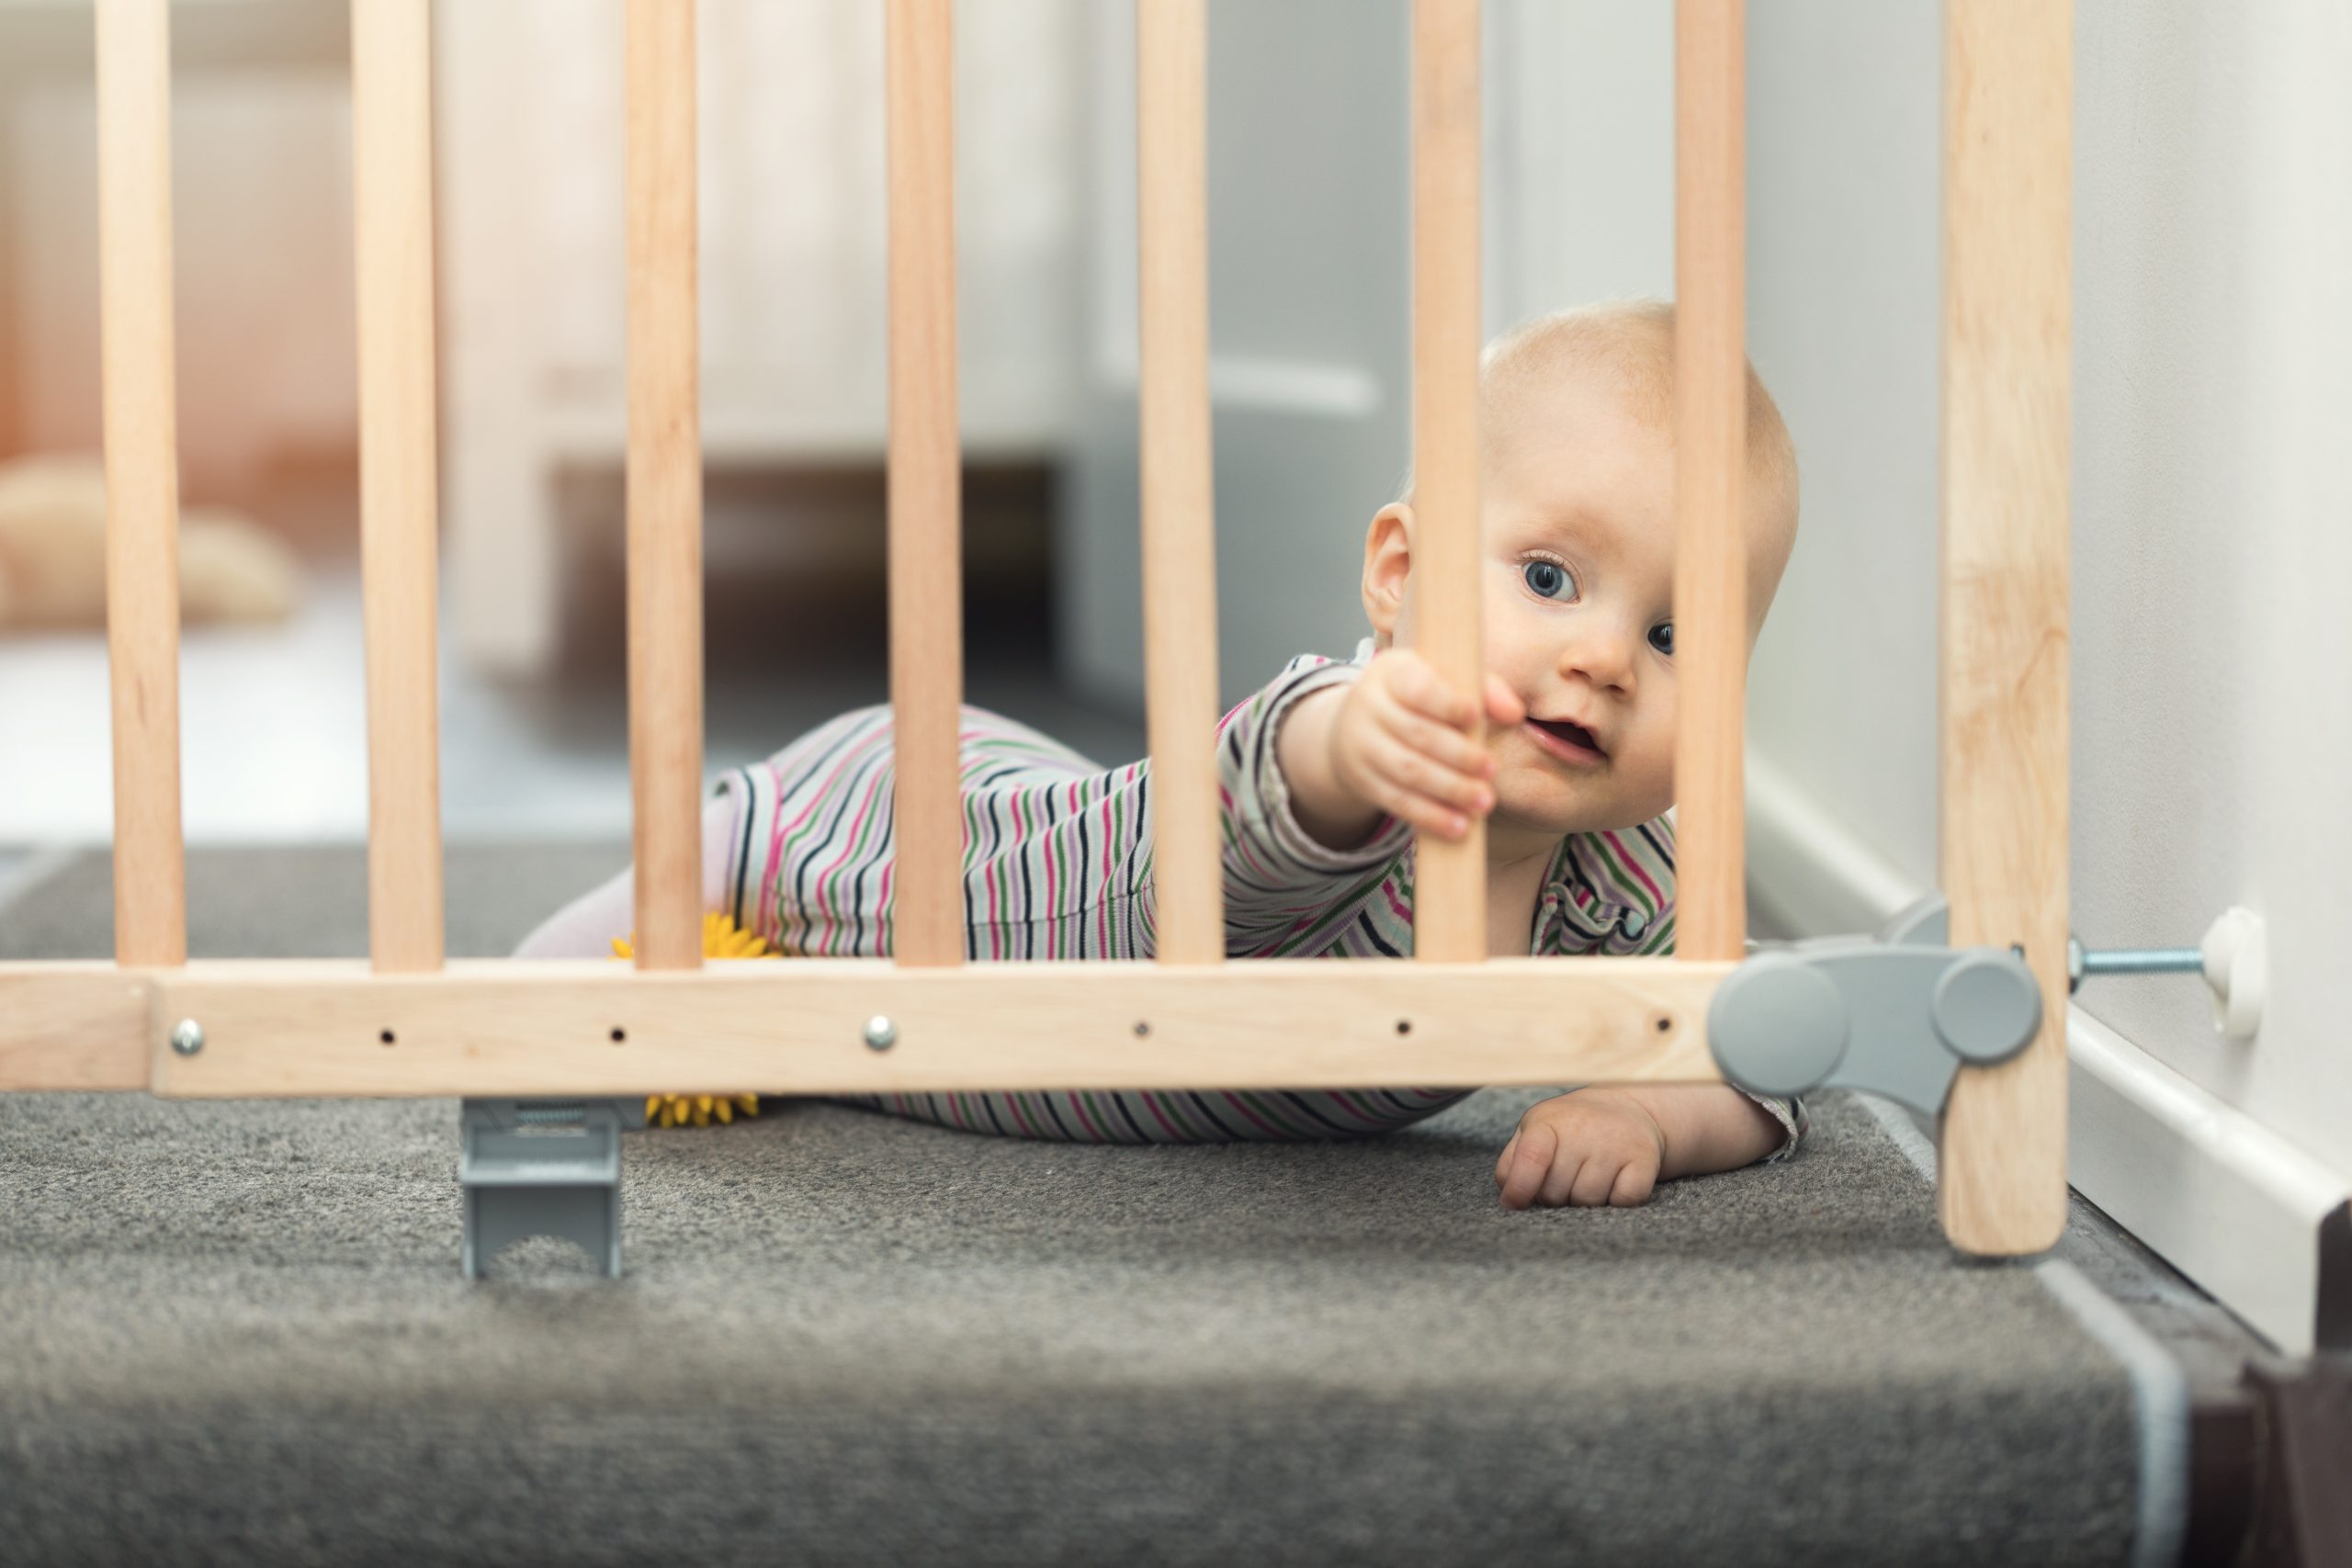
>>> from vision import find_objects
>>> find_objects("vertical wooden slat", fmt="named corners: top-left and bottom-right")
top-left (95, 0), bottom-right (187, 969)
top-left (1938, 0), bottom-right (2072, 1256)
top-left (352, 0), bottom-right (445, 974)
top-left (624, 0), bottom-right (704, 972)
top-left (1409, 0), bottom-right (1484, 964)
top-left (1671, 0), bottom-right (1746, 964)
top-left (1136, 0), bottom-right (1220, 966)
top-left (886, 0), bottom-right (965, 968)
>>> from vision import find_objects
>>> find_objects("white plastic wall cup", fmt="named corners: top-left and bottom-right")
top-left (2199, 906), bottom-right (2266, 1043)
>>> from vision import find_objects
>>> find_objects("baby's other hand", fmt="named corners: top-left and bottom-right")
top-left (1329, 649), bottom-right (1525, 841)
top-left (1493, 1089), bottom-right (1665, 1209)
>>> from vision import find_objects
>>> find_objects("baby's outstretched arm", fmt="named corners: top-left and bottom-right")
top-left (1492, 1085), bottom-right (1787, 1209)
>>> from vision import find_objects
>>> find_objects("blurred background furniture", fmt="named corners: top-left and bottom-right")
top-left (435, 0), bottom-right (1083, 678)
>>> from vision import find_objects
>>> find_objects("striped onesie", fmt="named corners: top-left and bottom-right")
top-left (704, 637), bottom-right (1804, 1152)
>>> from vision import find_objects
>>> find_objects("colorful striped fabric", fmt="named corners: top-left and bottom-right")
top-left (713, 637), bottom-right (1803, 1151)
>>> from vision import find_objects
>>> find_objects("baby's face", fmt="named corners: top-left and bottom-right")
top-left (1476, 378), bottom-right (1684, 847)
top-left (1372, 374), bottom-right (1781, 859)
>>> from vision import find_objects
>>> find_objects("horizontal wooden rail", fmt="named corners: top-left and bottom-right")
top-left (0, 964), bottom-right (151, 1090)
top-left (0, 959), bottom-right (1730, 1098)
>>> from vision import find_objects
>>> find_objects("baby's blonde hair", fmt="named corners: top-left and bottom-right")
top-left (1395, 298), bottom-right (1799, 523)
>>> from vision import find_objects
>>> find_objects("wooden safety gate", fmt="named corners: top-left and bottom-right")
top-left (0, 0), bottom-right (2073, 1256)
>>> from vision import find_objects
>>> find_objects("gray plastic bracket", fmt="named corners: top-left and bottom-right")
top-left (1707, 893), bottom-right (2039, 1120)
top-left (459, 1098), bottom-right (647, 1280)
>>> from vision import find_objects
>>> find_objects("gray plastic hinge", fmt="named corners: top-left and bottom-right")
top-left (1707, 897), bottom-right (2040, 1119)
top-left (459, 1097), bottom-right (647, 1280)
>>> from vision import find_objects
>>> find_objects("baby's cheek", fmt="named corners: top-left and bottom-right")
top-left (1616, 728), bottom-right (1675, 804)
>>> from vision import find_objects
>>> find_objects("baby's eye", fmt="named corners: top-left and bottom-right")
top-left (1649, 622), bottom-right (1675, 658)
top-left (1521, 558), bottom-right (1577, 601)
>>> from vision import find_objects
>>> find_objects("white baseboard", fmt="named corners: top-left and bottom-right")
top-left (2065, 1009), bottom-right (2348, 1354)
top-left (1745, 750), bottom-right (2350, 1355)
top-left (1744, 751), bottom-right (1926, 939)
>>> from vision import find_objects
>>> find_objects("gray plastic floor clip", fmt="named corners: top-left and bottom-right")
top-left (1707, 892), bottom-right (2040, 1119)
top-left (459, 1098), bottom-right (646, 1280)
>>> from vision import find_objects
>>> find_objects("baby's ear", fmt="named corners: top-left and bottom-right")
top-left (1361, 502), bottom-right (1415, 636)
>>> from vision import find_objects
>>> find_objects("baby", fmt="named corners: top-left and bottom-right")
top-left (516, 298), bottom-right (1804, 1210)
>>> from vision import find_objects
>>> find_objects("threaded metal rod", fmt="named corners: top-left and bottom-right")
top-left (2065, 936), bottom-right (2206, 995)
top-left (2079, 947), bottom-right (2201, 976)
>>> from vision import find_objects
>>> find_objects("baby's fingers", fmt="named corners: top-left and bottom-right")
top-left (1382, 651), bottom-right (1479, 729)
top-left (1566, 1153), bottom-right (1623, 1208)
top-left (1497, 1122), bottom-right (1559, 1210)
top-left (1364, 734), bottom-right (1492, 839)
top-left (1485, 671), bottom-right (1526, 728)
top-left (1372, 700), bottom-right (1496, 793)
top-left (1606, 1160), bottom-right (1657, 1208)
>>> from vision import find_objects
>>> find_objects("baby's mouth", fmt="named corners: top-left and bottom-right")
top-left (1529, 716), bottom-right (1606, 759)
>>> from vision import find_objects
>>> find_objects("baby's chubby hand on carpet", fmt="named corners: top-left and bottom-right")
top-left (1493, 1089), bottom-right (1665, 1209)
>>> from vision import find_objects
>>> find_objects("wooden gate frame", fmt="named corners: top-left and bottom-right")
top-left (0, 0), bottom-right (2071, 1256)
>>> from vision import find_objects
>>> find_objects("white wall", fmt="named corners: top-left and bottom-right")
top-left (1742, 3), bottom-right (1943, 890)
top-left (1729, 1), bottom-right (2352, 1195)
top-left (2073, 5), bottom-right (2352, 1186)
top-left (1487, 1), bottom-right (1674, 326)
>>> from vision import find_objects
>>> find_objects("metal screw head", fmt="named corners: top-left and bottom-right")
top-left (863, 1015), bottom-right (898, 1052)
top-left (169, 1018), bottom-right (205, 1057)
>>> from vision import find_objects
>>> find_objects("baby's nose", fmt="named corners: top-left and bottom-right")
top-left (1559, 631), bottom-right (1634, 688)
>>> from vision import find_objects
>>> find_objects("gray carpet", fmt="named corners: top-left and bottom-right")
top-left (2, 846), bottom-right (2154, 1566)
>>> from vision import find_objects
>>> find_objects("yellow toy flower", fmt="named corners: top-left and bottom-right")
top-left (612, 911), bottom-right (777, 1128)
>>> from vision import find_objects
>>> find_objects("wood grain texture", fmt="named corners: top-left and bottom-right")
top-left (109, 956), bottom-right (1735, 1098)
top-left (624, 0), bottom-right (704, 972)
top-left (1136, 0), bottom-right (1222, 965)
top-left (1938, 0), bottom-right (2073, 1256)
top-left (1408, 0), bottom-right (1485, 963)
top-left (352, 0), bottom-right (446, 974)
top-left (0, 965), bottom-right (149, 1090)
top-left (1671, 0), bottom-right (1746, 964)
top-left (94, 0), bottom-right (186, 968)
top-left (886, 0), bottom-right (966, 968)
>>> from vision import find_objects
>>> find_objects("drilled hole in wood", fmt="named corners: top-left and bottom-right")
top-left (379, 1029), bottom-right (395, 1046)
top-left (610, 1027), bottom-right (627, 1043)
top-left (1396, 1019), bottom-right (1412, 1035)
top-left (1655, 1016), bottom-right (1671, 1033)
